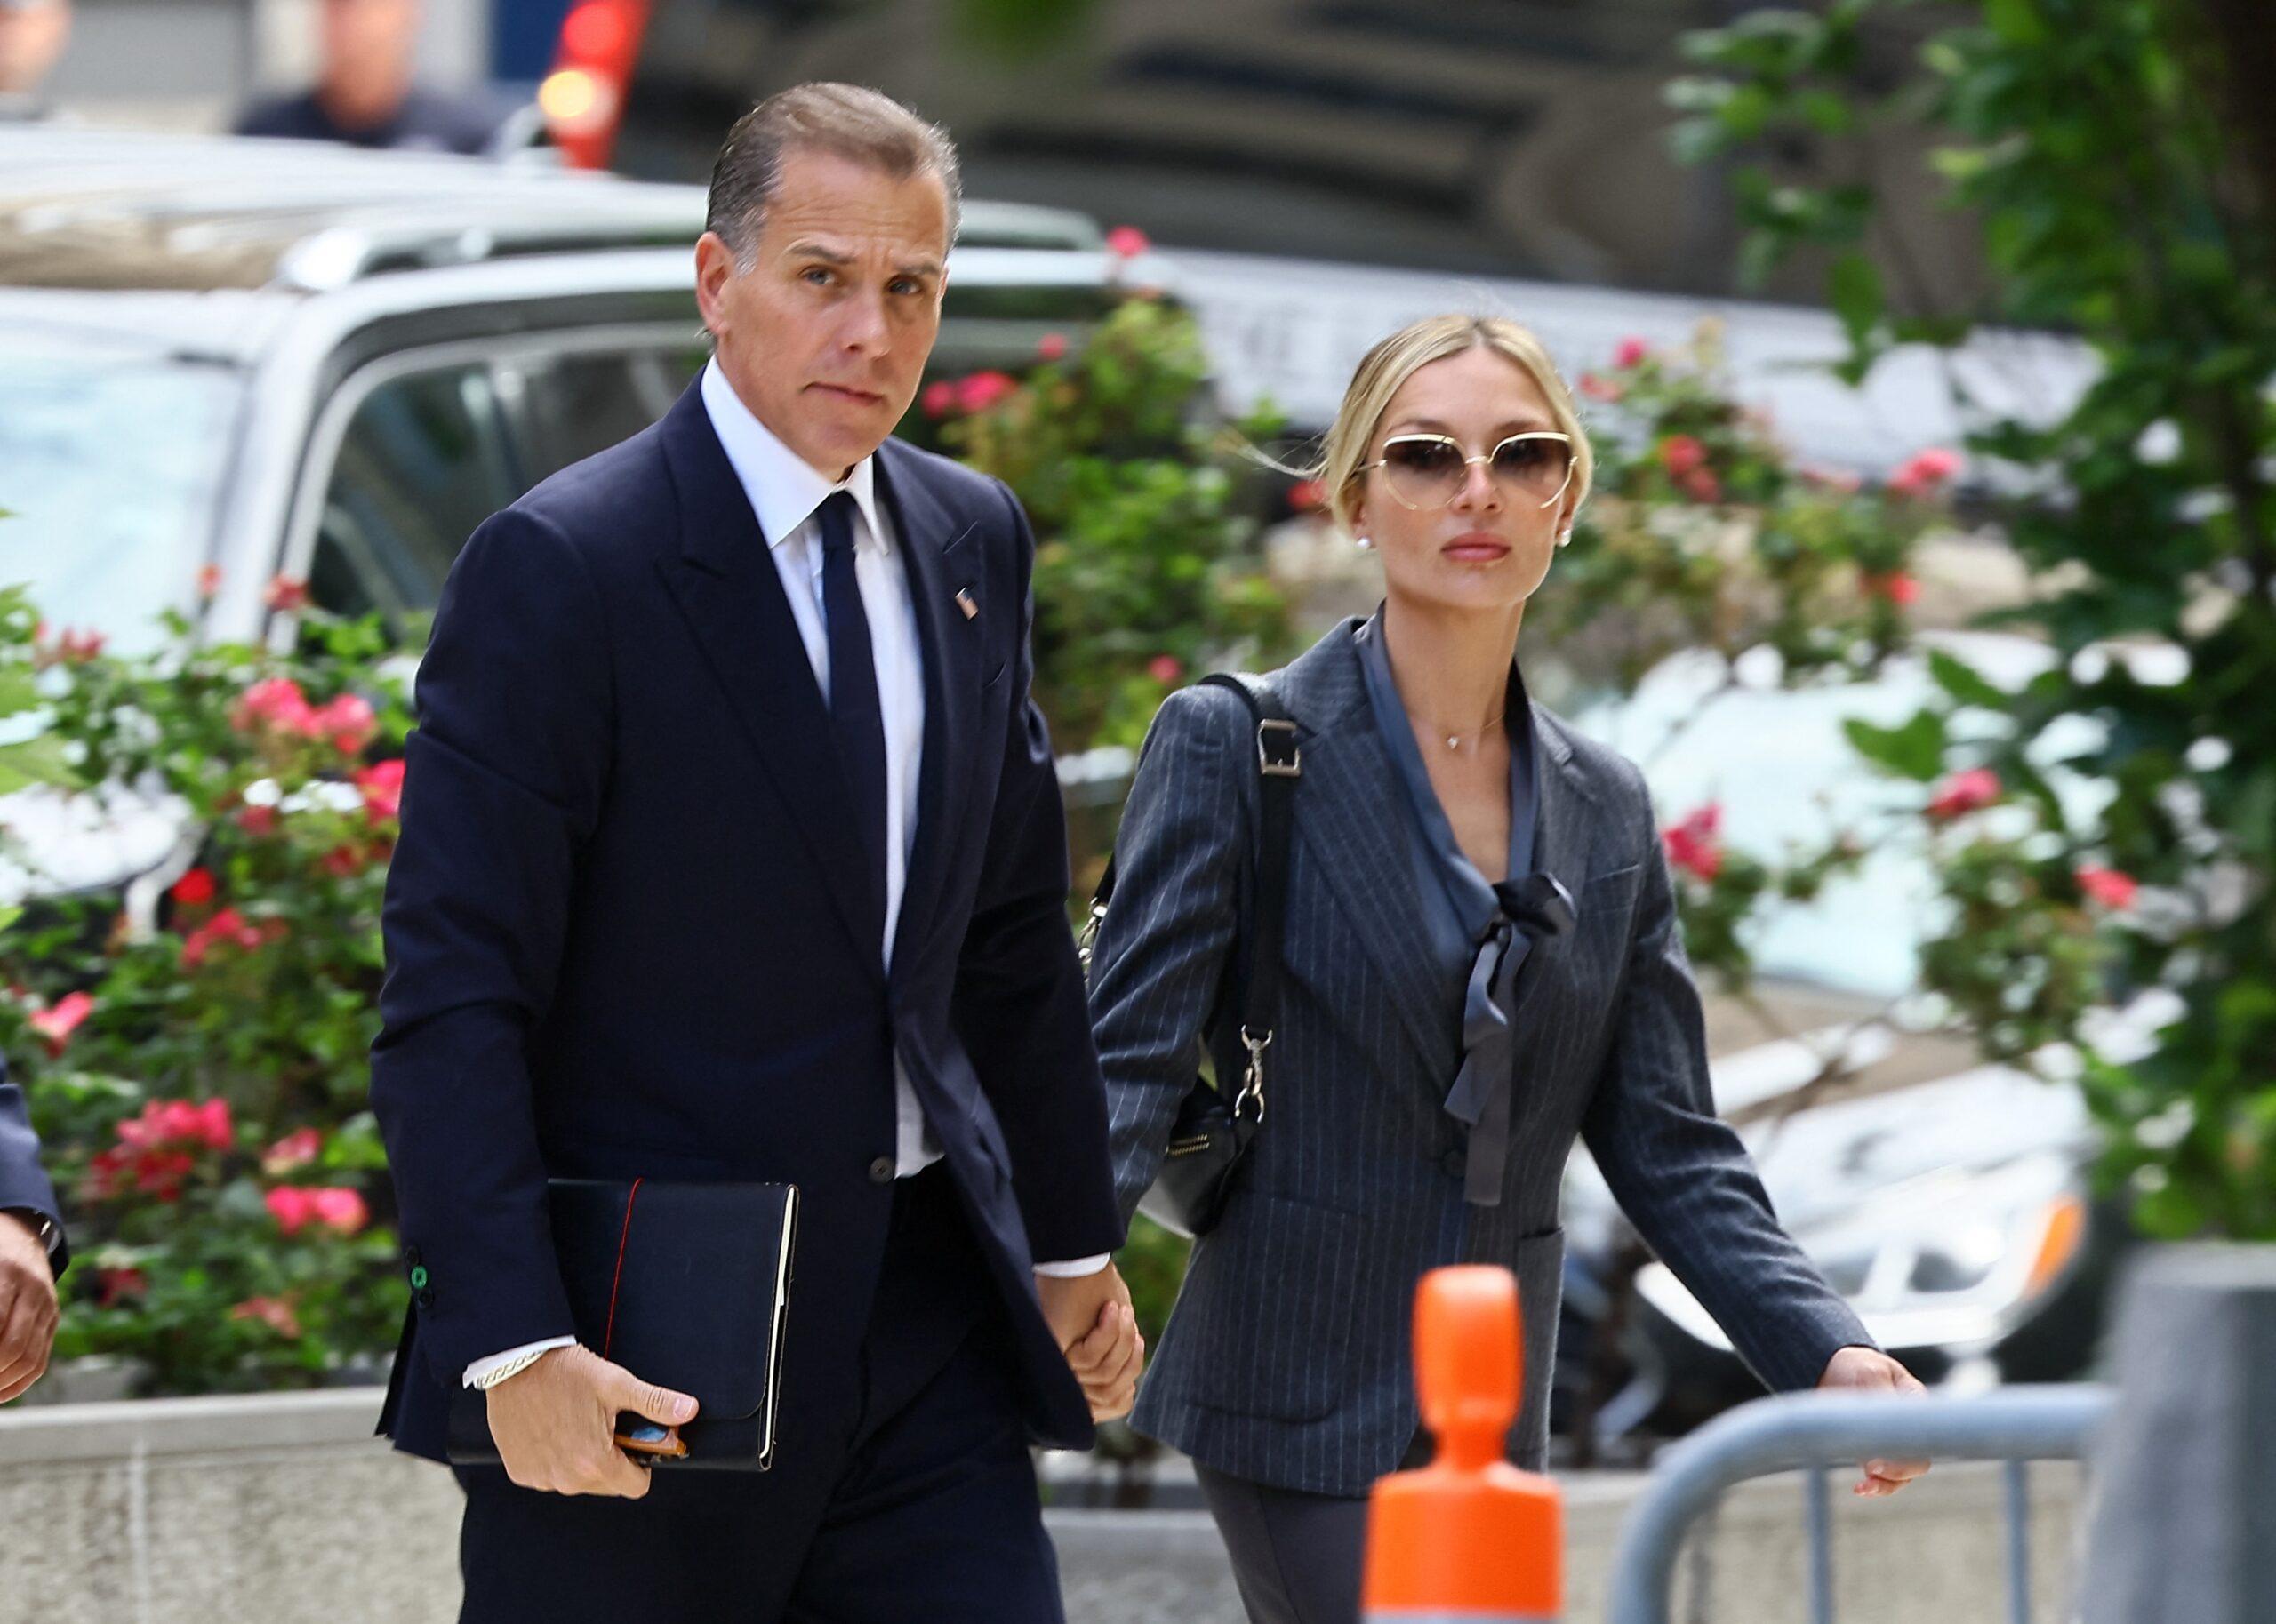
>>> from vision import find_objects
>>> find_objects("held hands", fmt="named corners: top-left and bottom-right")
top-left (1036, 1262), bottom-right (1143, 1422)
top-left (0, 1211), bottom-right (58, 1404)
top-left (1816, 1345), bottom-right (1930, 1498)
top-left (485, 1343), bottom-right (699, 1498)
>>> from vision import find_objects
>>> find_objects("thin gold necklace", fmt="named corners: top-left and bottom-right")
top-left (1417, 711), bottom-right (1505, 752)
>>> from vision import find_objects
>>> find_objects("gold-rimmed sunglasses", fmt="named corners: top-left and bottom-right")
top-left (1360, 431), bottom-right (1575, 510)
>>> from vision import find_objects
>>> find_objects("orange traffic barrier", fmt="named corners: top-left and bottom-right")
top-left (1361, 1266), bottom-right (1561, 1621)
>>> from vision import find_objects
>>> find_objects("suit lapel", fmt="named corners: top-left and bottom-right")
top-left (1501, 712), bottom-right (1602, 1051)
top-left (652, 383), bottom-right (882, 980)
top-left (873, 444), bottom-right (983, 981)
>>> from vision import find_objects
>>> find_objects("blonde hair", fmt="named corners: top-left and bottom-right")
top-left (1310, 315), bottom-right (1593, 536)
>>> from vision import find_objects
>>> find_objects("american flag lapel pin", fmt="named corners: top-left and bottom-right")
top-left (955, 587), bottom-right (979, 620)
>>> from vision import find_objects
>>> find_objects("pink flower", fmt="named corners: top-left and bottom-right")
top-left (180, 906), bottom-right (270, 970)
top-left (56, 628), bottom-right (105, 663)
top-left (1863, 571), bottom-right (1920, 606)
top-left (1887, 448), bottom-right (1962, 500)
top-left (354, 759), bottom-right (405, 825)
top-left (1286, 478), bottom-right (1326, 513)
top-left (920, 380), bottom-right (957, 419)
top-left (309, 1188), bottom-right (369, 1235)
top-left (1148, 654), bottom-right (1183, 685)
top-left (1578, 372), bottom-right (1623, 403)
top-left (1659, 435), bottom-right (1707, 477)
top-left (1037, 332), bottom-right (1069, 361)
top-left (1614, 337), bottom-right (1652, 369)
top-left (169, 868), bottom-right (217, 908)
top-left (263, 1127), bottom-right (323, 1175)
top-left (1105, 225), bottom-right (1151, 260)
top-left (236, 804), bottom-right (279, 838)
top-left (2077, 865), bottom-right (2139, 910)
top-left (95, 1267), bottom-right (146, 1308)
top-left (231, 676), bottom-right (315, 737)
top-left (1681, 468), bottom-right (1722, 503)
top-left (191, 1098), bottom-right (234, 1151)
top-left (263, 575), bottom-right (311, 612)
top-left (196, 564), bottom-right (223, 600)
top-left (1663, 804), bottom-right (1724, 882)
top-left (231, 1296), bottom-right (302, 1339)
top-left (310, 692), bottom-right (377, 755)
top-left (265, 1185), bottom-right (317, 1235)
top-left (27, 990), bottom-right (93, 1057)
top-left (1927, 767), bottom-right (2001, 820)
top-left (954, 371), bottom-right (1016, 414)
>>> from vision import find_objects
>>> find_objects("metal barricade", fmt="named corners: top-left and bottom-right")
top-left (1604, 1385), bottom-right (2112, 1624)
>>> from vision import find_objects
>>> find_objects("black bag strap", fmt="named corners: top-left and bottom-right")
top-left (1081, 673), bottom-right (1301, 1116)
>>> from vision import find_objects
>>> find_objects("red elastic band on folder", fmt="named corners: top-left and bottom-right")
top-left (601, 1176), bottom-right (644, 1360)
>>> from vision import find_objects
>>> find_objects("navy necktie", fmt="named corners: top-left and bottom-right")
top-left (816, 491), bottom-right (887, 945)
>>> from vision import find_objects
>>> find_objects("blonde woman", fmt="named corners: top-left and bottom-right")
top-left (1086, 316), bottom-right (1927, 1624)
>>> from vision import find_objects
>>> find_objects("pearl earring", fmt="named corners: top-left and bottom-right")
top-left (1555, 530), bottom-right (1572, 548)
top-left (1356, 535), bottom-right (1373, 550)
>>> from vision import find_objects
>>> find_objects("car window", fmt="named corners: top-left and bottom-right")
top-left (504, 345), bottom-right (702, 485)
top-left (310, 364), bottom-right (520, 620)
top-left (0, 340), bottom-right (242, 653)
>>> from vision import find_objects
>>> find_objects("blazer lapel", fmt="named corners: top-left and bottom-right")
top-left (873, 444), bottom-right (983, 980)
top-left (1500, 711), bottom-right (1602, 1050)
top-left (653, 383), bottom-right (883, 980)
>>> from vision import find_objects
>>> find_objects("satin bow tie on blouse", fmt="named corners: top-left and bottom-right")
top-left (1442, 871), bottom-right (1577, 1207)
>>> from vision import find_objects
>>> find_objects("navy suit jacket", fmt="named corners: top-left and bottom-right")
top-left (1, 1060), bottom-right (66, 1276)
top-left (371, 381), bottom-right (1122, 1463)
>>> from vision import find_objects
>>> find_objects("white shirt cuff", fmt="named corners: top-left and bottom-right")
top-left (1033, 1253), bottom-right (1112, 1278)
top-left (463, 1335), bottom-right (578, 1388)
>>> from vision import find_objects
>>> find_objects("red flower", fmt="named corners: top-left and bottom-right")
top-left (309, 1188), bottom-right (369, 1235)
top-left (1148, 654), bottom-right (1183, 685)
top-left (1037, 332), bottom-right (1069, 362)
top-left (1663, 804), bottom-right (1724, 882)
top-left (1887, 447), bottom-right (1962, 500)
top-left (1105, 225), bottom-right (1150, 260)
top-left (236, 804), bottom-right (280, 838)
top-left (2077, 865), bottom-right (2139, 910)
top-left (231, 676), bottom-right (315, 736)
top-left (27, 990), bottom-right (93, 1057)
top-left (1286, 478), bottom-right (1326, 514)
top-left (954, 371), bottom-right (1016, 414)
top-left (265, 1186), bottom-right (317, 1235)
top-left (169, 868), bottom-right (217, 908)
top-left (196, 564), bottom-right (223, 600)
top-left (263, 1127), bottom-right (323, 1174)
top-left (353, 758), bottom-right (405, 825)
top-left (192, 1098), bottom-right (233, 1151)
top-left (1614, 337), bottom-right (1651, 369)
top-left (311, 692), bottom-right (377, 755)
top-left (1659, 435), bottom-right (1708, 478)
top-left (1681, 468), bottom-right (1723, 504)
top-left (95, 1267), bottom-right (146, 1308)
top-left (56, 628), bottom-right (105, 663)
top-left (1578, 372), bottom-right (1623, 403)
top-left (263, 575), bottom-right (311, 612)
top-left (231, 1296), bottom-right (302, 1339)
top-left (181, 906), bottom-right (270, 969)
top-left (920, 380), bottom-right (957, 419)
top-left (1926, 767), bottom-right (2001, 820)
top-left (1863, 571), bottom-right (1920, 606)
top-left (321, 843), bottom-right (370, 878)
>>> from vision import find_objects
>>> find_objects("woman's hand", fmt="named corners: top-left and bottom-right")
top-left (1816, 1345), bottom-right (1930, 1497)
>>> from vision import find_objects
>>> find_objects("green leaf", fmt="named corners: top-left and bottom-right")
top-left (1843, 710), bottom-right (1949, 781)
top-left (1926, 649), bottom-right (2009, 709)
top-left (1826, 251), bottom-right (1887, 349)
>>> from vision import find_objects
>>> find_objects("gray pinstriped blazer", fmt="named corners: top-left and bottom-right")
top-left (1090, 619), bottom-right (1871, 1497)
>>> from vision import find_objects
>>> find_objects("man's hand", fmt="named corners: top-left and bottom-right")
top-left (0, 1211), bottom-right (58, 1404)
top-left (1817, 1345), bottom-right (1930, 1498)
top-left (1036, 1263), bottom-right (1143, 1423)
top-left (485, 1343), bottom-right (698, 1497)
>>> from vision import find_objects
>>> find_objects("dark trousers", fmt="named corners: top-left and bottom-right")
top-left (1193, 1433), bottom-right (1436, 1624)
top-left (455, 1164), bottom-right (1062, 1624)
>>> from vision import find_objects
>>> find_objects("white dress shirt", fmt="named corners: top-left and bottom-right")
top-left (464, 363), bottom-right (1102, 1390)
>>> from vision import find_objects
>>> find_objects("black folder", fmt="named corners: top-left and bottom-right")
top-left (446, 1177), bottom-right (798, 1472)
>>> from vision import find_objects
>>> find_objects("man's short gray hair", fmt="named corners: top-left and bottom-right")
top-left (706, 83), bottom-right (962, 266)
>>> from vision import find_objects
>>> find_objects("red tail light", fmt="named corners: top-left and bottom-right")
top-left (541, 0), bottom-right (651, 171)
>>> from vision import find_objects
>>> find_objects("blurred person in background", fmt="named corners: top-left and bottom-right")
top-left (236, 0), bottom-right (507, 156)
top-left (0, 1056), bottom-right (66, 1404)
top-left (0, 0), bottom-right (70, 123)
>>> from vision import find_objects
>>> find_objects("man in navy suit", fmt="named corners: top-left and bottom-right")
top-left (371, 82), bottom-right (1142, 1622)
top-left (0, 1060), bottom-right (66, 1403)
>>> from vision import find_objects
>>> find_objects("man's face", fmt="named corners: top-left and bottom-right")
top-left (0, 1), bottom-right (71, 98)
top-left (319, 0), bottom-right (418, 120)
top-left (694, 148), bottom-right (951, 479)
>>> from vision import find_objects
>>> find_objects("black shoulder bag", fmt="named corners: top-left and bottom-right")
top-left (1080, 674), bottom-right (1299, 1239)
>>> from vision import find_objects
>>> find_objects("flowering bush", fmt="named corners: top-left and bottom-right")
top-left (1, 585), bottom-right (413, 1393)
